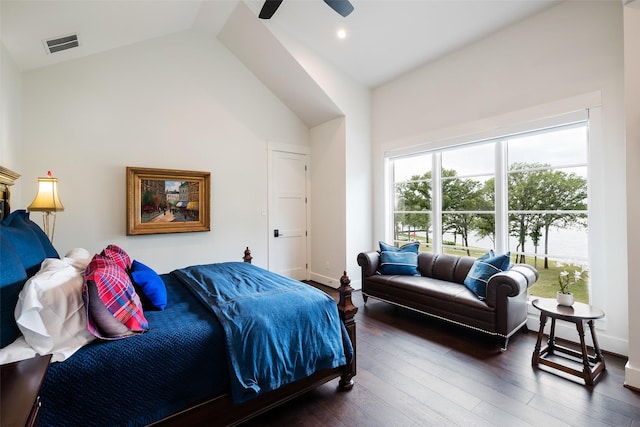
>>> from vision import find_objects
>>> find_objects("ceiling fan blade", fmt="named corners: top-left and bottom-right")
top-left (323, 0), bottom-right (354, 17)
top-left (259, 0), bottom-right (284, 19)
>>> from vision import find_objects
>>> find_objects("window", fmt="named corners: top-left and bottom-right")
top-left (392, 153), bottom-right (433, 251)
top-left (441, 143), bottom-right (495, 256)
top-left (388, 121), bottom-right (589, 302)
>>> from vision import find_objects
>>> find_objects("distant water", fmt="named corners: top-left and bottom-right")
top-left (434, 228), bottom-right (588, 263)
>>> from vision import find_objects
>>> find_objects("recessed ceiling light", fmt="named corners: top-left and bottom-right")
top-left (337, 29), bottom-right (347, 39)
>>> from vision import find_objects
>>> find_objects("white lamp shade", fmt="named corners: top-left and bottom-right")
top-left (28, 177), bottom-right (64, 212)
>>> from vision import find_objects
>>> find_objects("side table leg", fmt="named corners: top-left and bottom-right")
top-left (576, 320), bottom-right (593, 385)
top-left (547, 317), bottom-right (557, 355)
top-left (532, 313), bottom-right (548, 366)
top-left (588, 319), bottom-right (606, 367)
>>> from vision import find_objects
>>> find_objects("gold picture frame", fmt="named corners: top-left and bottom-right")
top-left (126, 167), bottom-right (210, 235)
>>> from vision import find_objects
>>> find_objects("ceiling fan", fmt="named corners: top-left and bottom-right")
top-left (259, 0), bottom-right (354, 19)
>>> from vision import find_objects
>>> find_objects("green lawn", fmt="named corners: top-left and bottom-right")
top-left (525, 259), bottom-right (589, 303)
top-left (402, 240), bottom-right (589, 303)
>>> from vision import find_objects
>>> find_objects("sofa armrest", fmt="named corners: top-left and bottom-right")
top-left (357, 251), bottom-right (380, 278)
top-left (485, 264), bottom-right (539, 308)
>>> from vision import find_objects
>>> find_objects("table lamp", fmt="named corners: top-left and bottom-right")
top-left (27, 171), bottom-right (64, 242)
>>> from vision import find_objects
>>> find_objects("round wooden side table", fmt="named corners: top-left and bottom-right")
top-left (531, 298), bottom-right (606, 385)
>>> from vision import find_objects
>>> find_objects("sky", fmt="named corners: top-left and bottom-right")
top-left (392, 124), bottom-right (587, 182)
top-left (165, 181), bottom-right (181, 192)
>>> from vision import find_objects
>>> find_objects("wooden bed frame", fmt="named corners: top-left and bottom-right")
top-left (0, 166), bottom-right (20, 221)
top-left (151, 248), bottom-right (358, 427)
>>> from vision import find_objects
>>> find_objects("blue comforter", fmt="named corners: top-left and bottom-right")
top-left (172, 262), bottom-right (352, 403)
top-left (40, 273), bottom-right (230, 427)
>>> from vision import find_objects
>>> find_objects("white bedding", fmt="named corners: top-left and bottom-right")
top-left (0, 336), bottom-right (37, 364)
top-left (0, 248), bottom-right (95, 365)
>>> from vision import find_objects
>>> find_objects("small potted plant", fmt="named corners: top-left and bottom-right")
top-left (555, 261), bottom-right (588, 306)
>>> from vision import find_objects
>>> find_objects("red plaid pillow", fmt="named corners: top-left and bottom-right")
top-left (101, 244), bottom-right (131, 270)
top-left (83, 253), bottom-right (148, 339)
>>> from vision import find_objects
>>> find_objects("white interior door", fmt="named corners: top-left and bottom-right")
top-left (269, 149), bottom-right (308, 280)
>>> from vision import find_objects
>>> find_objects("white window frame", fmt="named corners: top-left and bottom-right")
top-left (385, 110), bottom-right (595, 306)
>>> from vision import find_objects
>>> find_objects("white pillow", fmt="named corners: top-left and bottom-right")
top-left (14, 248), bottom-right (95, 361)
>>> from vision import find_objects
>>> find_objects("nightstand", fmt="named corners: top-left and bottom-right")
top-left (1, 354), bottom-right (52, 427)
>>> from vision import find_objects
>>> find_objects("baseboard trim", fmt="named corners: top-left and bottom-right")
top-left (309, 272), bottom-right (339, 289)
top-left (625, 362), bottom-right (640, 390)
top-left (309, 271), bottom-right (362, 290)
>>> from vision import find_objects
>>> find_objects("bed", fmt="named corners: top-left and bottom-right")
top-left (0, 167), bottom-right (357, 427)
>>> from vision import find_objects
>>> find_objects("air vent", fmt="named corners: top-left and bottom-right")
top-left (43, 34), bottom-right (79, 54)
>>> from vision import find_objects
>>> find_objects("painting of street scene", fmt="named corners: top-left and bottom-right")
top-left (140, 179), bottom-right (200, 223)
top-left (126, 167), bottom-right (210, 235)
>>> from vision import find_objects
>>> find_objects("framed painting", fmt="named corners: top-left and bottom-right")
top-left (126, 167), bottom-right (210, 235)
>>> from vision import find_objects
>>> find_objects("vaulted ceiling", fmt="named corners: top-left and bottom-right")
top-left (1, 0), bottom-right (560, 88)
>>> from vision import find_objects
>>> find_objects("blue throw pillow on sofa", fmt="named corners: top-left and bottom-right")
top-left (379, 240), bottom-right (420, 253)
top-left (379, 251), bottom-right (420, 276)
top-left (464, 251), bottom-right (511, 299)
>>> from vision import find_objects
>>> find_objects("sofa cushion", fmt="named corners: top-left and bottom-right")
top-left (463, 251), bottom-right (511, 299)
top-left (379, 251), bottom-right (420, 276)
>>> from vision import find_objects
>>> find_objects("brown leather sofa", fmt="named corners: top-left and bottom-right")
top-left (357, 250), bottom-right (538, 350)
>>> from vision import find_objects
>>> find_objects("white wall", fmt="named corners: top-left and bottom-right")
top-left (372, 1), bottom-right (629, 355)
top-left (343, 87), bottom-right (373, 290)
top-left (624, 1), bottom-right (640, 389)
top-left (268, 25), bottom-right (372, 288)
top-left (0, 42), bottom-right (24, 204)
top-left (18, 29), bottom-right (310, 273)
top-left (309, 117), bottom-right (347, 286)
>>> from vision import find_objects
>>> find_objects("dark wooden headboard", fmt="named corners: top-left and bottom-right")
top-left (0, 166), bottom-right (20, 221)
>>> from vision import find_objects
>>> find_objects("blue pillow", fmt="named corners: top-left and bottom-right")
top-left (0, 234), bottom-right (28, 347)
top-left (379, 251), bottom-right (420, 276)
top-left (130, 260), bottom-right (167, 310)
top-left (15, 210), bottom-right (59, 259)
top-left (1, 210), bottom-right (58, 275)
top-left (464, 251), bottom-right (511, 299)
top-left (379, 240), bottom-right (420, 253)
top-left (1, 210), bottom-right (60, 348)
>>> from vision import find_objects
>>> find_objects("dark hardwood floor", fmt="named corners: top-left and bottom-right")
top-left (241, 284), bottom-right (640, 427)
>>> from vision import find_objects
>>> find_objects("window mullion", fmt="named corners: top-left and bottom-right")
top-left (386, 158), bottom-right (394, 241)
top-left (432, 153), bottom-right (442, 254)
top-left (495, 140), bottom-right (508, 254)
